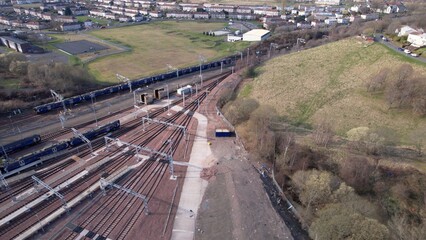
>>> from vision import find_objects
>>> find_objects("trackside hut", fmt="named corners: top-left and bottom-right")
top-left (242, 29), bottom-right (270, 41)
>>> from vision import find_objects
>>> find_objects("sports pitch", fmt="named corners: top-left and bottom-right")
top-left (55, 40), bottom-right (109, 55)
top-left (85, 21), bottom-right (251, 83)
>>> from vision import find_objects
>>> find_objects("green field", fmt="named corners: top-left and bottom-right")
top-left (86, 21), bottom-right (251, 83)
top-left (243, 38), bottom-right (426, 145)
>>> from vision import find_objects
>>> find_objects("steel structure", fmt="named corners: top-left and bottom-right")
top-left (0, 172), bottom-right (8, 189)
top-left (141, 117), bottom-right (186, 137)
top-left (104, 136), bottom-right (167, 160)
top-left (71, 128), bottom-right (93, 155)
top-left (167, 64), bottom-right (179, 78)
top-left (89, 93), bottom-right (98, 127)
top-left (32, 175), bottom-right (67, 209)
top-left (133, 88), bottom-right (146, 106)
top-left (116, 73), bottom-right (132, 93)
top-left (50, 89), bottom-right (67, 113)
top-left (100, 177), bottom-right (149, 215)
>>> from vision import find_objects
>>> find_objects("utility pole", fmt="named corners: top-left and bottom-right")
top-left (199, 55), bottom-right (205, 86)
top-left (166, 84), bottom-right (171, 115)
top-left (50, 89), bottom-right (67, 113)
top-left (90, 93), bottom-right (98, 127)
top-left (116, 73), bottom-right (132, 93)
top-left (167, 64), bottom-right (179, 78)
top-left (269, 43), bottom-right (278, 58)
top-left (246, 48), bottom-right (250, 66)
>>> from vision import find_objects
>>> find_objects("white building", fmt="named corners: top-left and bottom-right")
top-left (407, 33), bottom-right (426, 48)
top-left (315, 0), bottom-right (341, 6)
top-left (398, 26), bottom-right (423, 37)
top-left (242, 29), bottom-right (270, 41)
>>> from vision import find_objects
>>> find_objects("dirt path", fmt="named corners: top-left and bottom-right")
top-left (194, 72), bottom-right (292, 240)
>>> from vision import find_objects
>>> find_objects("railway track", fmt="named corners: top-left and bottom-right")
top-left (59, 73), bottom-right (220, 239)
top-left (0, 72), bottom-right (231, 239)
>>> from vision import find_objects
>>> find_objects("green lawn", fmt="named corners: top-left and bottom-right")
top-left (86, 21), bottom-right (251, 83)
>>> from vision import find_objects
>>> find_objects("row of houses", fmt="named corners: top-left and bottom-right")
top-left (0, 16), bottom-right (49, 30)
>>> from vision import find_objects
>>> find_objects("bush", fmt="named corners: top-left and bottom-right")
top-left (309, 203), bottom-right (389, 240)
top-left (223, 98), bottom-right (259, 125)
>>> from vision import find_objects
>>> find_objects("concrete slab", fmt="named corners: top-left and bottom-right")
top-left (171, 110), bottom-right (213, 240)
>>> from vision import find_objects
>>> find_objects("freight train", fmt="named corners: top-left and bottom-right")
top-left (34, 58), bottom-right (234, 114)
top-left (0, 120), bottom-right (120, 174)
top-left (0, 134), bottom-right (41, 157)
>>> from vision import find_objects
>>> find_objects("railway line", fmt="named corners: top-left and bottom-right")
top-left (0, 71), bottom-right (231, 239)
top-left (56, 74), bottom-right (218, 240)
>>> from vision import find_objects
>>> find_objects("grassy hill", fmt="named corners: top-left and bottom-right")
top-left (245, 38), bottom-right (426, 145)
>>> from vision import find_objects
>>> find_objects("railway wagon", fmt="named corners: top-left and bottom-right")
top-left (0, 134), bottom-right (41, 157)
top-left (1, 141), bottom-right (69, 173)
top-left (33, 57), bottom-right (235, 114)
top-left (69, 120), bottom-right (120, 147)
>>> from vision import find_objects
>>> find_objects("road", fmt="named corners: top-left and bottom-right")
top-left (374, 34), bottom-right (426, 63)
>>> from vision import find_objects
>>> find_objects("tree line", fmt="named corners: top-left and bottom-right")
top-left (0, 52), bottom-right (97, 112)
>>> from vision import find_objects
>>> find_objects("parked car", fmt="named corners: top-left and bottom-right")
top-left (410, 53), bottom-right (419, 57)
top-left (397, 47), bottom-right (404, 51)
top-left (404, 49), bottom-right (411, 54)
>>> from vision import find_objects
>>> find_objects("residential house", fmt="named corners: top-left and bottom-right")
top-left (265, 9), bottom-right (280, 17)
top-left (337, 18), bottom-right (349, 24)
top-left (149, 11), bottom-right (162, 18)
top-left (384, 3), bottom-right (407, 14)
top-left (118, 15), bottom-right (131, 22)
top-left (236, 7), bottom-right (252, 14)
top-left (193, 12), bottom-right (209, 19)
top-left (90, 10), bottom-right (106, 17)
top-left (228, 13), bottom-right (256, 20)
top-left (0, 16), bottom-right (11, 25)
top-left (398, 26), bottom-right (422, 37)
top-left (26, 21), bottom-right (47, 30)
top-left (157, 3), bottom-right (179, 11)
top-left (407, 33), bottom-right (426, 48)
top-left (209, 12), bottom-right (226, 19)
top-left (54, 15), bottom-right (76, 23)
top-left (324, 18), bottom-right (337, 25)
top-left (132, 14), bottom-right (144, 22)
top-left (72, 7), bottom-right (89, 16)
top-left (60, 22), bottom-right (81, 31)
top-left (180, 3), bottom-right (199, 12)
top-left (315, 0), bottom-right (342, 6)
top-left (166, 12), bottom-right (193, 19)
top-left (361, 13), bottom-right (379, 21)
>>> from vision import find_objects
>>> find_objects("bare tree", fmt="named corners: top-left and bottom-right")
top-left (367, 68), bottom-right (389, 93)
top-left (312, 120), bottom-right (333, 148)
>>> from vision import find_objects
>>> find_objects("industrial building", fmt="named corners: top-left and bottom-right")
top-left (242, 29), bottom-right (270, 42)
top-left (0, 36), bottom-right (31, 53)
